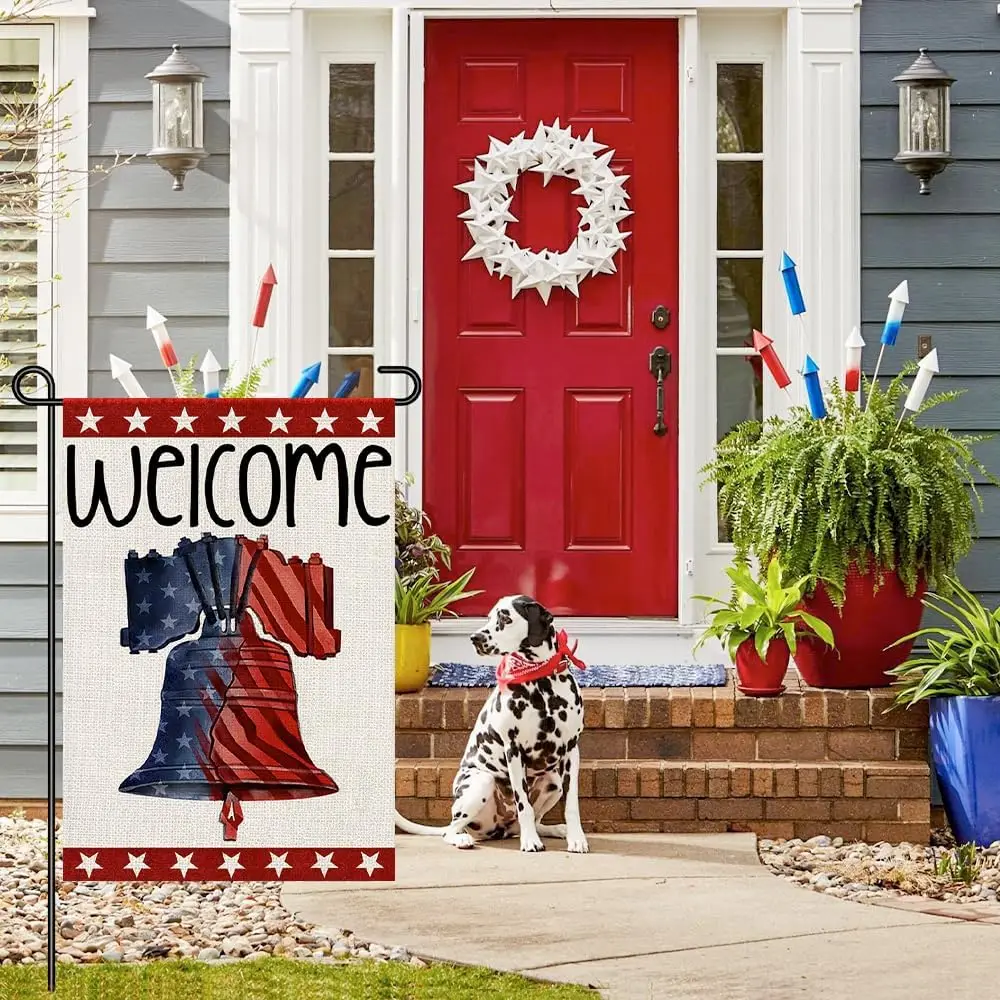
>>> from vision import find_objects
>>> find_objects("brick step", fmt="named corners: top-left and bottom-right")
top-left (396, 758), bottom-right (931, 843)
top-left (396, 678), bottom-right (928, 764)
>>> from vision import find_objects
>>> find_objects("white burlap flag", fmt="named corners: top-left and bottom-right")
top-left (60, 398), bottom-right (395, 882)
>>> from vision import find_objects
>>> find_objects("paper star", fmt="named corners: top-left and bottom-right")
top-left (312, 852), bottom-right (337, 877)
top-left (124, 853), bottom-right (150, 877)
top-left (172, 408), bottom-right (197, 433)
top-left (171, 853), bottom-right (197, 879)
top-left (357, 851), bottom-right (383, 877)
top-left (218, 853), bottom-right (244, 878)
top-left (124, 408), bottom-right (150, 433)
top-left (313, 410), bottom-right (338, 433)
top-left (76, 408), bottom-right (102, 433)
top-left (265, 852), bottom-right (292, 878)
top-left (76, 853), bottom-right (102, 878)
top-left (267, 409), bottom-right (292, 433)
top-left (358, 409), bottom-right (384, 434)
top-left (219, 408), bottom-right (244, 433)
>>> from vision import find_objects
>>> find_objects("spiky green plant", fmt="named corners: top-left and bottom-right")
top-left (395, 567), bottom-right (483, 625)
top-left (176, 356), bottom-right (199, 398)
top-left (702, 365), bottom-right (996, 605)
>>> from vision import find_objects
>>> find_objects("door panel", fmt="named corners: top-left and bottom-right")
top-left (423, 18), bottom-right (679, 617)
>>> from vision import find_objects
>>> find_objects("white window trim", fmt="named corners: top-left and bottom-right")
top-left (230, 0), bottom-right (861, 629)
top-left (0, 8), bottom-right (89, 542)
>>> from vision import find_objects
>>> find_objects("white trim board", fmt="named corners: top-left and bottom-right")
top-left (0, 14), bottom-right (88, 542)
top-left (228, 1), bottom-right (862, 660)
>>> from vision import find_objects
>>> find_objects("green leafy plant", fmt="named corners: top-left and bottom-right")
top-left (395, 568), bottom-right (483, 626)
top-left (702, 366), bottom-right (996, 605)
top-left (888, 577), bottom-right (1000, 706)
top-left (395, 473), bottom-right (452, 583)
top-left (174, 355), bottom-right (273, 398)
top-left (934, 842), bottom-right (984, 886)
top-left (693, 556), bottom-right (834, 660)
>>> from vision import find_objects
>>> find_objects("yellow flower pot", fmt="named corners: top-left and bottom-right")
top-left (395, 623), bottom-right (432, 693)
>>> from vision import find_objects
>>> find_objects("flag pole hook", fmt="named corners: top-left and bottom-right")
top-left (11, 364), bottom-right (60, 994)
top-left (376, 365), bottom-right (422, 407)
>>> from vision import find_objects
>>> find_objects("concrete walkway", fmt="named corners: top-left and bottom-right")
top-left (283, 834), bottom-right (1000, 999)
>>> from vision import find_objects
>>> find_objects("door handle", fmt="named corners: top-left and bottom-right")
top-left (648, 346), bottom-right (671, 437)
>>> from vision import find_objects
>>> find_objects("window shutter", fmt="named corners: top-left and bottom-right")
top-left (0, 38), bottom-right (41, 495)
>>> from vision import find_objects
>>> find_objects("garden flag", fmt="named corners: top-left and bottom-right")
top-left (60, 397), bottom-right (396, 882)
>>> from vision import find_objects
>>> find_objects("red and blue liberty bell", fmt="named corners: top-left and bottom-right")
top-left (119, 533), bottom-right (341, 841)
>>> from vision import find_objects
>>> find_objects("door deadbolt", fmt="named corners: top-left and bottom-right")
top-left (651, 305), bottom-right (670, 330)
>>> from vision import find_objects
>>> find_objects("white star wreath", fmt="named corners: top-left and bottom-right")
top-left (455, 119), bottom-right (632, 304)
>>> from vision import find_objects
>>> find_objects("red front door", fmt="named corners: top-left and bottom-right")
top-left (423, 18), bottom-right (679, 617)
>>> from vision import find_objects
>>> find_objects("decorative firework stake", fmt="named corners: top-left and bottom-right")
top-left (844, 327), bottom-right (865, 395)
top-left (871, 280), bottom-right (909, 394)
top-left (109, 354), bottom-right (148, 399)
top-left (200, 349), bottom-right (222, 398)
top-left (250, 264), bottom-right (277, 370)
top-left (751, 329), bottom-right (794, 402)
top-left (290, 362), bottom-right (321, 399)
top-left (456, 119), bottom-right (632, 303)
top-left (780, 252), bottom-right (808, 343)
top-left (801, 355), bottom-right (827, 419)
top-left (896, 347), bottom-right (940, 432)
top-left (146, 306), bottom-right (181, 396)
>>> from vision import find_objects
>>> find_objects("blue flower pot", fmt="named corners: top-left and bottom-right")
top-left (929, 696), bottom-right (1000, 847)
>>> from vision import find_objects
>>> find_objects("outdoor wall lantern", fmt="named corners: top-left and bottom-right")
top-left (146, 45), bottom-right (208, 191)
top-left (893, 48), bottom-right (954, 195)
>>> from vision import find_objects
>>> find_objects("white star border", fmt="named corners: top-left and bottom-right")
top-left (456, 119), bottom-right (633, 304)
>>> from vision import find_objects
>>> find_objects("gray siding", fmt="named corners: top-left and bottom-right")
top-left (0, 0), bottom-right (230, 799)
top-left (861, 0), bottom-right (1000, 613)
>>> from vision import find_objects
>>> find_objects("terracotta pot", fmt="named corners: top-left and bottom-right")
top-left (793, 564), bottom-right (926, 689)
top-left (734, 636), bottom-right (790, 697)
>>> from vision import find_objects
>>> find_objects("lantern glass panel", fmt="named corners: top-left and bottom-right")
top-left (157, 82), bottom-right (195, 150)
top-left (904, 84), bottom-right (947, 155)
top-left (191, 80), bottom-right (204, 149)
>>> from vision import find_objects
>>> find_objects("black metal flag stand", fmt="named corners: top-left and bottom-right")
top-left (9, 362), bottom-right (421, 993)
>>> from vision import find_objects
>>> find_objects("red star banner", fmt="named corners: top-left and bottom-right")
top-left (60, 398), bottom-right (396, 882)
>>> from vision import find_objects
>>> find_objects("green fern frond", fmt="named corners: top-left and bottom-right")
top-left (222, 357), bottom-right (273, 398)
top-left (701, 372), bottom-right (999, 606)
top-left (175, 356), bottom-right (199, 398)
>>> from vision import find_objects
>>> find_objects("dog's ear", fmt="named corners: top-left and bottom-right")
top-left (511, 596), bottom-right (555, 648)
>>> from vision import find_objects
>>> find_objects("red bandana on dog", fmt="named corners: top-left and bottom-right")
top-left (496, 629), bottom-right (586, 688)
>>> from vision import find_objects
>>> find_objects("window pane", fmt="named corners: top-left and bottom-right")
top-left (328, 353), bottom-right (374, 398)
top-left (0, 37), bottom-right (40, 494)
top-left (716, 355), bottom-right (763, 542)
top-left (717, 162), bottom-right (762, 251)
top-left (329, 161), bottom-right (374, 250)
top-left (717, 259), bottom-right (762, 348)
top-left (717, 64), bottom-right (763, 153)
top-left (329, 64), bottom-right (375, 153)
top-left (329, 258), bottom-right (374, 348)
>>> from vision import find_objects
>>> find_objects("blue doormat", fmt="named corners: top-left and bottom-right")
top-left (427, 662), bottom-right (728, 688)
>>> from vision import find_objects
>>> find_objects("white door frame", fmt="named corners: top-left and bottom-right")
top-left (229, 0), bottom-right (861, 660)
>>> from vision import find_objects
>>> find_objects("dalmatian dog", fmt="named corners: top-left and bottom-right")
top-left (394, 595), bottom-right (589, 853)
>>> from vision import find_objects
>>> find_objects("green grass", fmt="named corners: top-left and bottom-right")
top-left (0, 957), bottom-right (596, 1000)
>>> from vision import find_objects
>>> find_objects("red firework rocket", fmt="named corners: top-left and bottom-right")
top-left (751, 329), bottom-right (791, 390)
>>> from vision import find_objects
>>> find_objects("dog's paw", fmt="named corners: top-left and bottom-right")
top-left (566, 833), bottom-right (590, 854)
top-left (444, 831), bottom-right (476, 850)
top-left (520, 834), bottom-right (545, 853)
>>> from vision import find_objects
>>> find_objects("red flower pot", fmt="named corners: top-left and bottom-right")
top-left (734, 636), bottom-right (790, 697)
top-left (793, 565), bottom-right (926, 689)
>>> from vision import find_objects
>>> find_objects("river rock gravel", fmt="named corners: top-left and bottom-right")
top-left (758, 831), bottom-right (1000, 906)
top-left (0, 815), bottom-right (423, 967)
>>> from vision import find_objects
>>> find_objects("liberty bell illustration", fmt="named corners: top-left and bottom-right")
top-left (118, 533), bottom-right (341, 842)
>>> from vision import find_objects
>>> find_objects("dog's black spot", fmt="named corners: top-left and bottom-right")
top-left (468, 821), bottom-right (480, 831)
top-left (539, 716), bottom-right (556, 734)
top-left (547, 782), bottom-right (558, 793)
top-left (559, 710), bottom-right (568, 722)
top-left (511, 596), bottom-right (556, 650)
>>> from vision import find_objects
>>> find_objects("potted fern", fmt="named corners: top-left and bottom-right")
top-left (694, 557), bottom-right (833, 696)
top-left (394, 476), bottom-right (482, 692)
top-left (704, 366), bottom-right (994, 688)
top-left (888, 578), bottom-right (1000, 846)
